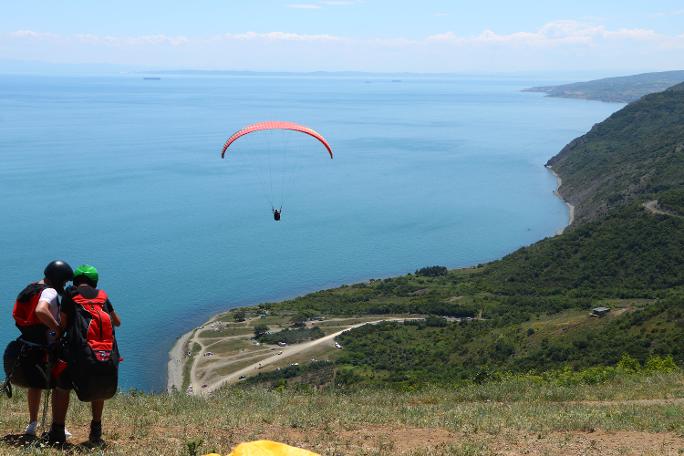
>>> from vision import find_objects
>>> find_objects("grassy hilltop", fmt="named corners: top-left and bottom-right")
top-left (1, 373), bottom-right (683, 455)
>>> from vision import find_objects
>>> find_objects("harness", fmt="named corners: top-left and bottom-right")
top-left (2, 338), bottom-right (50, 398)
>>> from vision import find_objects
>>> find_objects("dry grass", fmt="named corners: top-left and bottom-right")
top-left (1, 373), bottom-right (683, 455)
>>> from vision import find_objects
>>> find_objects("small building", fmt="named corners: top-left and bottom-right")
top-left (591, 307), bottom-right (610, 317)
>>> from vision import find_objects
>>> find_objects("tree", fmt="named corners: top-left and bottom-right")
top-left (234, 310), bottom-right (246, 322)
top-left (415, 266), bottom-right (448, 277)
top-left (290, 314), bottom-right (308, 328)
top-left (254, 324), bottom-right (269, 338)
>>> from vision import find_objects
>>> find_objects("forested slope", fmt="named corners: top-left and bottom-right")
top-left (547, 82), bottom-right (684, 224)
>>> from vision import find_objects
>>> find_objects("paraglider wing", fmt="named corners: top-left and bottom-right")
top-left (227, 440), bottom-right (320, 456)
top-left (221, 121), bottom-right (333, 159)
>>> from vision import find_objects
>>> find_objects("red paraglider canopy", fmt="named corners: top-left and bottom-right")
top-left (221, 121), bottom-right (333, 159)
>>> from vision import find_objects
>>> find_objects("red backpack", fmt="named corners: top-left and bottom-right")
top-left (12, 283), bottom-right (47, 328)
top-left (66, 288), bottom-right (119, 401)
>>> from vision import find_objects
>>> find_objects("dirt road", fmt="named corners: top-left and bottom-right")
top-left (195, 318), bottom-right (416, 395)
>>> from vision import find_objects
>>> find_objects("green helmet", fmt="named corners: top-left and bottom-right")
top-left (73, 264), bottom-right (99, 286)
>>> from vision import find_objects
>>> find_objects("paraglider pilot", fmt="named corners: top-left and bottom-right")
top-left (272, 208), bottom-right (282, 221)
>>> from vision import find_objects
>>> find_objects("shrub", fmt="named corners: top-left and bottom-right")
top-left (644, 355), bottom-right (679, 373)
top-left (257, 327), bottom-right (324, 345)
top-left (415, 266), bottom-right (448, 277)
top-left (254, 324), bottom-right (269, 338)
top-left (617, 353), bottom-right (641, 373)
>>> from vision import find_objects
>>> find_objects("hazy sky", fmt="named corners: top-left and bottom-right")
top-left (2, 0), bottom-right (683, 73)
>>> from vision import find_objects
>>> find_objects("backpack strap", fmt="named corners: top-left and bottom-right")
top-left (17, 283), bottom-right (47, 303)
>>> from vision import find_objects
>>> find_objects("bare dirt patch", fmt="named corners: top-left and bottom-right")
top-left (491, 430), bottom-right (684, 456)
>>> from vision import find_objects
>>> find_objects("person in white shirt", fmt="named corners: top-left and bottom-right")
top-left (11, 261), bottom-right (73, 438)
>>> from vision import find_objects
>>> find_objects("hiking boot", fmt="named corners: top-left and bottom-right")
top-left (45, 423), bottom-right (66, 445)
top-left (23, 421), bottom-right (38, 436)
top-left (89, 421), bottom-right (103, 445)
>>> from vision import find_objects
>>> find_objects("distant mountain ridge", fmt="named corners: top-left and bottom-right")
top-left (524, 70), bottom-right (684, 103)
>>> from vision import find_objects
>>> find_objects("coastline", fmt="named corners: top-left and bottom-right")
top-left (167, 329), bottom-right (193, 392)
top-left (547, 165), bottom-right (575, 234)
top-left (167, 165), bottom-right (577, 392)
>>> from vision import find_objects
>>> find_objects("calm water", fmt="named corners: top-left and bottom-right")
top-left (0, 74), bottom-right (620, 391)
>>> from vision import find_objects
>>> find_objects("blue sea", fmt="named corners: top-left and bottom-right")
top-left (0, 74), bottom-right (620, 391)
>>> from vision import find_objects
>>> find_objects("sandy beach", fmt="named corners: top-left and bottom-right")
top-left (547, 165), bottom-right (575, 233)
top-left (167, 329), bottom-right (193, 392)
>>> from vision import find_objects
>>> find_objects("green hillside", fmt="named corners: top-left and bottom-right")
top-left (524, 70), bottom-right (684, 103)
top-left (547, 82), bottom-right (684, 223)
top-left (252, 81), bottom-right (684, 388)
top-left (480, 201), bottom-right (684, 296)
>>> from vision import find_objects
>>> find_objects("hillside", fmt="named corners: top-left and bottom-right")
top-left (547, 82), bottom-right (684, 224)
top-left (524, 70), bottom-right (684, 103)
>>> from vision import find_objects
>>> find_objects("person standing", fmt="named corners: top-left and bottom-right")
top-left (48, 264), bottom-right (121, 445)
top-left (8, 260), bottom-right (73, 437)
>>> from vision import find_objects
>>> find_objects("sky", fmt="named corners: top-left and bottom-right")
top-left (1, 0), bottom-right (683, 74)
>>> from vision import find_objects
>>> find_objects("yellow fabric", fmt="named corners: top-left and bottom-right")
top-left (226, 440), bottom-right (320, 456)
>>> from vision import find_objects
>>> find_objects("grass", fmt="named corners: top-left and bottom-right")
top-left (201, 338), bottom-right (255, 353)
top-left (211, 354), bottom-right (275, 378)
top-left (199, 327), bottom-right (257, 338)
top-left (1, 373), bottom-right (683, 455)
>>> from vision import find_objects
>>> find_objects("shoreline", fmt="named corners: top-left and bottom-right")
top-left (167, 329), bottom-right (193, 392)
top-left (547, 165), bottom-right (575, 234)
top-left (167, 167), bottom-right (576, 392)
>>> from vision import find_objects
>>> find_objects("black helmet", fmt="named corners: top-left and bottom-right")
top-left (43, 260), bottom-right (74, 288)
